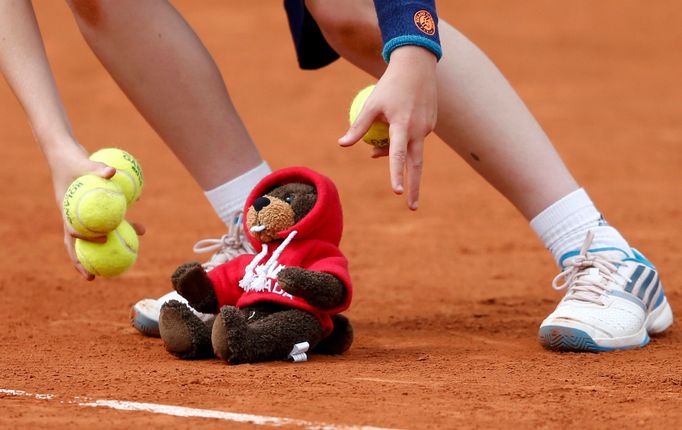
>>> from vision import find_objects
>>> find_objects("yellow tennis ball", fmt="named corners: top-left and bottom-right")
top-left (349, 84), bottom-right (390, 148)
top-left (90, 148), bottom-right (144, 207)
top-left (76, 220), bottom-right (140, 277)
top-left (62, 175), bottom-right (127, 238)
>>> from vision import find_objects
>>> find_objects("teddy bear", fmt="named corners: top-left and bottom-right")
top-left (158, 167), bottom-right (353, 364)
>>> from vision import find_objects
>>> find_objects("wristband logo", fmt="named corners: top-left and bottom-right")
top-left (414, 10), bottom-right (436, 36)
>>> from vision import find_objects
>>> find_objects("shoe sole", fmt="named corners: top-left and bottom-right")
top-left (130, 300), bottom-right (161, 338)
top-left (539, 325), bottom-right (650, 352)
top-left (539, 298), bottom-right (673, 353)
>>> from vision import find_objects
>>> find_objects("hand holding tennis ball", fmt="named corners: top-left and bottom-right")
top-left (347, 84), bottom-right (390, 148)
top-left (62, 147), bottom-right (145, 278)
top-left (339, 48), bottom-right (437, 212)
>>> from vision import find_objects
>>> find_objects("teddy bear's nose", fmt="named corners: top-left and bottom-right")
top-left (253, 196), bottom-right (271, 212)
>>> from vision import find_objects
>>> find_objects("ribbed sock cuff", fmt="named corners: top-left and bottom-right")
top-left (530, 188), bottom-right (632, 265)
top-left (204, 161), bottom-right (271, 227)
top-left (531, 189), bottom-right (597, 248)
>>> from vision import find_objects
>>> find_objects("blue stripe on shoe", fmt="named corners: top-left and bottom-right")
top-left (625, 266), bottom-right (645, 293)
top-left (652, 289), bottom-right (666, 310)
top-left (538, 326), bottom-right (650, 352)
top-left (646, 280), bottom-right (661, 309)
top-left (636, 270), bottom-right (657, 300)
top-left (627, 249), bottom-right (656, 269)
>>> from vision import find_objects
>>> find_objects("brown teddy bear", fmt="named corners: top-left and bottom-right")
top-left (159, 167), bottom-right (353, 364)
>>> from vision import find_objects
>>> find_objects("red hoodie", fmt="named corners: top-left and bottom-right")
top-left (207, 167), bottom-right (352, 336)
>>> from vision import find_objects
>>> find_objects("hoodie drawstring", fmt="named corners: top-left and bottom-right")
top-left (239, 230), bottom-right (298, 292)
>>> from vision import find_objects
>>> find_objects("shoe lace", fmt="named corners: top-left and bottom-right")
top-left (193, 211), bottom-right (255, 271)
top-left (551, 230), bottom-right (630, 305)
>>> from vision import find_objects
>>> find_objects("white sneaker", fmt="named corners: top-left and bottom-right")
top-left (130, 211), bottom-right (253, 337)
top-left (191, 212), bottom-right (255, 271)
top-left (539, 231), bottom-right (673, 352)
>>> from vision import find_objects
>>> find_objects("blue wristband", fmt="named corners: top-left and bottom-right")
top-left (373, 0), bottom-right (442, 62)
top-left (382, 35), bottom-right (443, 63)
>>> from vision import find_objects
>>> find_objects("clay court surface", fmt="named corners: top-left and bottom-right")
top-left (2, 1), bottom-right (682, 428)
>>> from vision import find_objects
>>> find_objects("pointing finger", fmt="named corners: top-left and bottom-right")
top-left (405, 139), bottom-right (425, 210)
top-left (388, 124), bottom-right (408, 195)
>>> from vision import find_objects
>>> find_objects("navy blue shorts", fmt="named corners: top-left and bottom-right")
top-left (284, 0), bottom-right (340, 69)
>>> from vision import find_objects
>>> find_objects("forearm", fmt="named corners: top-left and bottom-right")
top-left (0, 0), bottom-right (75, 155)
top-left (0, 1), bottom-right (117, 280)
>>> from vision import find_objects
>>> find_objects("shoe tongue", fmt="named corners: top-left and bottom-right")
top-left (582, 267), bottom-right (603, 284)
top-left (574, 250), bottom-right (630, 292)
top-left (566, 266), bottom-right (609, 303)
top-left (585, 250), bottom-right (634, 292)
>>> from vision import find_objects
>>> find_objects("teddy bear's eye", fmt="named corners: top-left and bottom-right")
top-left (284, 194), bottom-right (293, 204)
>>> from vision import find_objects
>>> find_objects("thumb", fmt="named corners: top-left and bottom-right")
top-left (89, 160), bottom-right (116, 179)
top-left (338, 106), bottom-right (378, 147)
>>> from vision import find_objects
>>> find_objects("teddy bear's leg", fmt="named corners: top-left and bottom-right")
top-left (211, 306), bottom-right (246, 363)
top-left (159, 300), bottom-right (214, 359)
top-left (312, 314), bottom-right (353, 355)
top-left (211, 307), bottom-right (324, 364)
top-left (171, 262), bottom-right (219, 313)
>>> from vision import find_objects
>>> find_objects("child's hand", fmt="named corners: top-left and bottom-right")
top-left (43, 138), bottom-right (145, 279)
top-left (339, 45), bottom-right (438, 210)
top-left (45, 139), bottom-right (114, 209)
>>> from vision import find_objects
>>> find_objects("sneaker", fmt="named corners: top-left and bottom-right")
top-left (130, 211), bottom-right (253, 337)
top-left (191, 212), bottom-right (255, 271)
top-left (538, 230), bottom-right (673, 352)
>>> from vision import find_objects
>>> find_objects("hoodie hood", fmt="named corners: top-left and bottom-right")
top-left (243, 167), bottom-right (343, 248)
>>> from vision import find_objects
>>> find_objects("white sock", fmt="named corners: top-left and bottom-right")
top-left (204, 161), bottom-right (271, 227)
top-left (530, 188), bottom-right (633, 266)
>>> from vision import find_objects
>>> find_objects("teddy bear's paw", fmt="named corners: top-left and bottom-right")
top-left (278, 267), bottom-right (346, 309)
top-left (159, 300), bottom-right (214, 359)
top-left (276, 267), bottom-right (305, 297)
top-left (171, 262), bottom-right (219, 314)
top-left (212, 306), bottom-right (249, 364)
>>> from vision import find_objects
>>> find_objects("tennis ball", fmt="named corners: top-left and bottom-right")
top-left (75, 220), bottom-right (139, 277)
top-left (349, 84), bottom-right (390, 148)
top-left (62, 175), bottom-right (127, 238)
top-left (90, 148), bottom-right (144, 207)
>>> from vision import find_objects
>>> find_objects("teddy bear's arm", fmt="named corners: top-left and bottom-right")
top-left (171, 262), bottom-right (219, 314)
top-left (277, 267), bottom-right (346, 309)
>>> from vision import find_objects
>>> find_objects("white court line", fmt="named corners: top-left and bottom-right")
top-left (0, 388), bottom-right (398, 430)
top-left (0, 389), bottom-right (55, 400)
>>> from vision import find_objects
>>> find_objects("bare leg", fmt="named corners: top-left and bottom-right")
top-left (65, 0), bottom-right (262, 190)
top-left (307, 0), bottom-right (578, 220)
